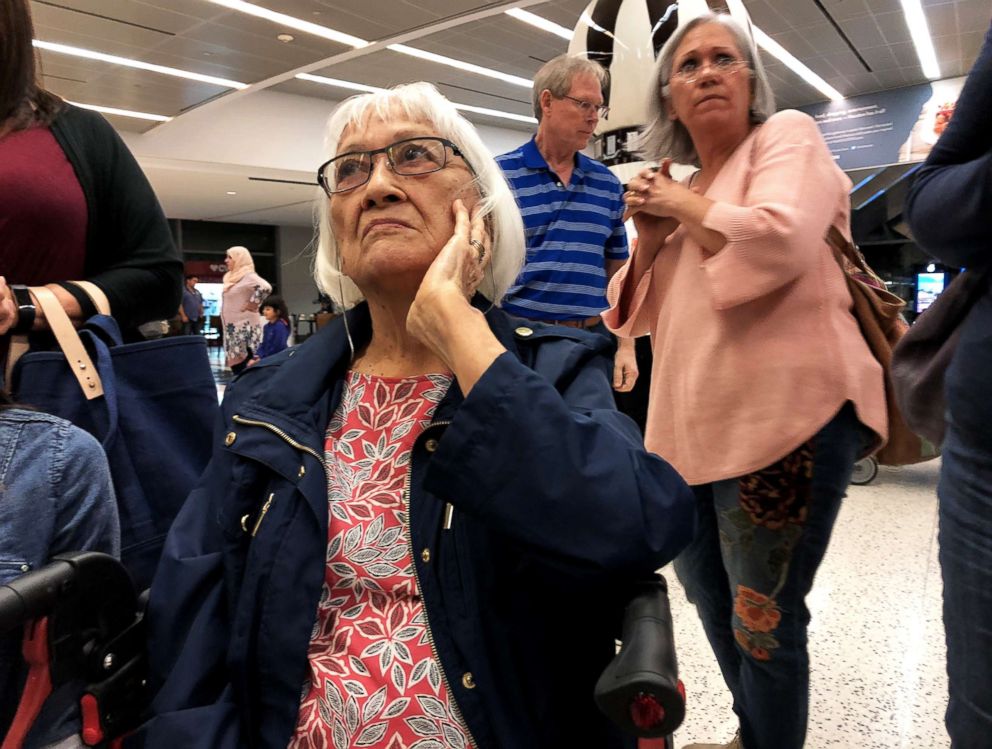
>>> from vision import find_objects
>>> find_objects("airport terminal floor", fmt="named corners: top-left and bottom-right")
top-left (669, 460), bottom-right (947, 749)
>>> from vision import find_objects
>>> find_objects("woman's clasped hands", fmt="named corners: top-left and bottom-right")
top-left (624, 158), bottom-right (685, 219)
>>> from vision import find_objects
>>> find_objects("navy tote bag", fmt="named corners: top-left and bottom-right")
top-left (8, 283), bottom-right (218, 590)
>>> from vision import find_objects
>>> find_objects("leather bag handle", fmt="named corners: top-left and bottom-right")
top-left (68, 280), bottom-right (111, 316)
top-left (26, 286), bottom-right (104, 399)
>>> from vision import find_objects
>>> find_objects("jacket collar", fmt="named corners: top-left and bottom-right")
top-left (236, 296), bottom-right (521, 442)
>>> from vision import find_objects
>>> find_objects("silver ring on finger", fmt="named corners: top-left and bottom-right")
top-left (470, 238), bottom-right (486, 263)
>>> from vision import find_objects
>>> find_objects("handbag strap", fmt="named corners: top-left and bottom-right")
top-left (68, 280), bottom-right (111, 316)
top-left (24, 286), bottom-right (104, 399)
top-left (2, 280), bottom-right (111, 397)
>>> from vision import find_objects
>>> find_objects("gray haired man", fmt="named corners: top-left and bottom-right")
top-left (497, 54), bottom-right (638, 393)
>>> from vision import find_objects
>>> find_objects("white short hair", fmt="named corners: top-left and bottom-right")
top-left (314, 82), bottom-right (526, 310)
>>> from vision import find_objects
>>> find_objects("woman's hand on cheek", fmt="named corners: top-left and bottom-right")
top-left (407, 199), bottom-right (489, 343)
top-left (407, 200), bottom-right (504, 393)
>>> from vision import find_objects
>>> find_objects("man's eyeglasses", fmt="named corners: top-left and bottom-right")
top-left (560, 94), bottom-right (610, 120)
top-left (670, 57), bottom-right (749, 86)
top-left (317, 136), bottom-right (472, 196)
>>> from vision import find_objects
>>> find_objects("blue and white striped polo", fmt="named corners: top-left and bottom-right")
top-left (497, 137), bottom-right (628, 321)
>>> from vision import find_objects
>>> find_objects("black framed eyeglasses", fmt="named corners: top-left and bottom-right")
top-left (317, 136), bottom-right (472, 196)
top-left (560, 94), bottom-right (609, 120)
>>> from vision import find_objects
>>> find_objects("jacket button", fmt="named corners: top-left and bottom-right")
top-left (424, 438), bottom-right (439, 453)
top-left (240, 514), bottom-right (250, 533)
top-left (421, 548), bottom-right (431, 563)
top-left (514, 326), bottom-right (534, 337)
top-left (20, 564), bottom-right (30, 573)
top-left (461, 672), bottom-right (476, 689)
top-left (224, 431), bottom-right (237, 446)
top-left (298, 465), bottom-right (306, 478)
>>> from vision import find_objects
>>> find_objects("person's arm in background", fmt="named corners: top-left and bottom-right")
top-left (604, 191), bottom-right (639, 393)
top-left (905, 21), bottom-right (992, 267)
top-left (56, 106), bottom-right (183, 329)
top-left (606, 258), bottom-right (638, 393)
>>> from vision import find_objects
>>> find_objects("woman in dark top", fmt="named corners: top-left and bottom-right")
top-left (0, 0), bottom-right (181, 347)
top-left (904, 19), bottom-right (992, 748)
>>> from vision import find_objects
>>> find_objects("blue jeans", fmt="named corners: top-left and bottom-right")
top-left (939, 419), bottom-right (992, 747)
top-left (674, 403), bottom-right (862, 749)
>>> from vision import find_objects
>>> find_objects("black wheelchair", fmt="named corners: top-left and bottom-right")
top-left (0, 553), bottom-right (685, 748)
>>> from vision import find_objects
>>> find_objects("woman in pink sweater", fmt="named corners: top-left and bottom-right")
top-left (603, 13), bottom-right (886, 749)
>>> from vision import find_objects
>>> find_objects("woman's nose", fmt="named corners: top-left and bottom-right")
top-left (361, 154), bottom-right (403, 207)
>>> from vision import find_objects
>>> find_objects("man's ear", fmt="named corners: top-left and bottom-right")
top-left (540, 89), bottom-right (554, 118)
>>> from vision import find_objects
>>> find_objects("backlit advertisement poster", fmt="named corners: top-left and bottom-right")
top-left (799, 77), bottom-right (966, 170)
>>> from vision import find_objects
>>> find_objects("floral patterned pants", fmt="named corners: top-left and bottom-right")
top-left (674, 403), bottom-right (863, 749)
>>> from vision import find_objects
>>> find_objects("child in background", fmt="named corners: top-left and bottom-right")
top-left (249, 294), bottom-right (290, 365)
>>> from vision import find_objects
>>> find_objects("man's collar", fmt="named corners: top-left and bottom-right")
top-left (522, 136), bottom-right (548, 170)
top-left (522, 135), bottom-right (586, 178)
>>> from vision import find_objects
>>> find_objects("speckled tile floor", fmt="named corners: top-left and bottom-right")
top-left (665, 460), bottom-right (948, 749)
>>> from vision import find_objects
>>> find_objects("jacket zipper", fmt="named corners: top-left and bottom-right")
top-left (404, 423), bottom-right (477, 746)
top-left (232, 414), bottom-right (326, 466)
top-left (231, 414), bottom-right (325, 539)
top-left (251, 493), bottom-right (275, 537)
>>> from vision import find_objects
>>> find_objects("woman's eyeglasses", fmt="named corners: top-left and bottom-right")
top-left (317, 136), bottom-right (472, 196)
top-left (670, 58), bottom-right (749, 86)
top-left (560, 94), bottom-right (610, 119)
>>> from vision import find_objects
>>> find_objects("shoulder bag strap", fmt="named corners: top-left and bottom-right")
top-left (28, 285), bottom-right (104, 399)
top-left (68, 280), bottom-right (112, 316)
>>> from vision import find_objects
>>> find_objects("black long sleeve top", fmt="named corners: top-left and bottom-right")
top-left (49, 104), bottom-right (182, 328)
top-left (905, 21), bottom-right (992, 440)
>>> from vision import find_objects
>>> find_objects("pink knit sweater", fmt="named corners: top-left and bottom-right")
top-left (603, 110), bottom-right (887, 485)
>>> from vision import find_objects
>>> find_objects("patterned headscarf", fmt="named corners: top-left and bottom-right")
top-left (222, 246), bottom-right (255, 292)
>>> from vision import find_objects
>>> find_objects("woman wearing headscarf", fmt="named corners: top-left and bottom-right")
top-left (137, 82), bottom-right (696, 749)
top-left (603, 12), bottom-right (886, 749)
top-left (220, 246), bottom-right (272, 373)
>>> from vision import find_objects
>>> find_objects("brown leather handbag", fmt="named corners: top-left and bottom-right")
top-left (827, 227), bottom-right (939, 465)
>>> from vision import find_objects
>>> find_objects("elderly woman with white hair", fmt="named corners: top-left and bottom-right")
top-left (603, 12), bottom-right (886, 749)
top-left (137, 82), bottom-right (695, 749)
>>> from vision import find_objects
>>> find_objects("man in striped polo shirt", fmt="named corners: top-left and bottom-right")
top-left (497, 54), bottom-right (638, 393)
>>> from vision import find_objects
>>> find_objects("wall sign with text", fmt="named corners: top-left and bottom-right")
top-left (799, 77), bottom-right (965, 171)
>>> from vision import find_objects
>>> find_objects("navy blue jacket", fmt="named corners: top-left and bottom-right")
top-left (905, 20), bottom-right (992, 440)
top-left (137, 301), bottom-right (696, 749)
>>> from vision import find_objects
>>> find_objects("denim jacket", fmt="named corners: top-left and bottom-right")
top-left (138, 301), bottom-right (696, 749)
top-left (0, 408), bottom-right (120, 746)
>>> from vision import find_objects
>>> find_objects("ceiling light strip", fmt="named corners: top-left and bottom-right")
top-left (752, 28), bottom-right (844, 101)
top-left (206, 0), bottom-right (531, 89)
top-left (898, 0), bottom-right (940, 79)
top-left (387, 44), bottom-right (532, 88)
top-left (204, 0), bottom-right (368, 48)
top-left (67, 101), bottom-right (172, 122)
top-left (34, 40), bottom-right (247, 89)
top-left (295, 73), bottom-right (381, 94)
top-left (295, 73), bottom-right (536, 123)
top-left (504, 8), bottom-right (573, 40)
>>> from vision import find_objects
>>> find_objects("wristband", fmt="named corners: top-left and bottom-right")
top-left (10, 285), bottom-right (36, 335)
